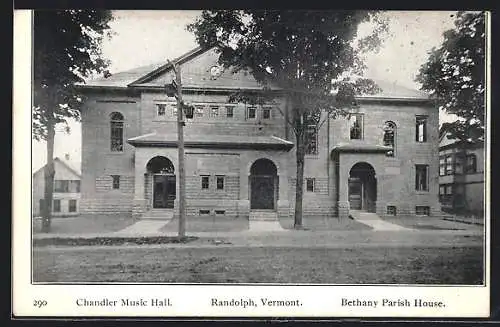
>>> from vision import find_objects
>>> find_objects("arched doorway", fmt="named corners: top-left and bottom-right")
top-left (146, 156), bottom-right (175, 209)
top-left (250, 158), bottom-right (278, 210)
top-left (348, 162), bottom-right (377, 212)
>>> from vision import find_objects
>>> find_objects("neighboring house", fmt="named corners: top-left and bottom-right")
top-left (32, 157), bottom-right (81, 217)
top-left (76, 47), bottom-right (440, 222)
top-left (438, 129), bottom-right (485, 215)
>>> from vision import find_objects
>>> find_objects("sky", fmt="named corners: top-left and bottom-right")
top-left (32, 10), bottom-right (458, 172)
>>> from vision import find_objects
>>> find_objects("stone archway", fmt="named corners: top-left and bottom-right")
top-left (249, 158), bottom-right (278, 210)
top-left (348, 162), bottom-right (377, 212)
top-left (146, 156), bottom-right (175, 209)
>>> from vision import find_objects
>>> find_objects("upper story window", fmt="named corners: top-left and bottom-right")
top-left (201, 175), bottom-right (210, 189)
top-left (226, 106), bottom-right (234, 118)
top-left (247, 106), bottom-right (257, 119)
top-left (305, 125), bottom-right (318, 155)
top-left (111, 175), bottom-right (120, 189)
top-left (195, 105), bottom-right (204, 118)
top-left (210, 106), bottom-right (219, 118)
top-left (262, 107), bottom-right (271, 120)
top-left (415, 115), bottom-right (428, 143)
top-left (349, 114), bottom-right (363, 140)
top-left (216, 175), bottom-right (225, 190)
top-left (415, 164), bottom-right (429, 191)
top-left (184, 105), bottom-right (194, 119)
top-left (383, 121), bottom-right (396, 157)
top-left (306, 178), bottom-right (315, 192)
top-left (156, 103), bottom-right (166, 117)
top-left (110, 112), bottom-right (124, 152)
top-left (54, 180), bottom-right (69, 192)
top-left (465, 154), bottom-right (477, 173)
top-left (445, 156), bottom-right (453, 175)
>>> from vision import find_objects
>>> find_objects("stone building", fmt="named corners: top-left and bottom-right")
top-left (32, 157), bottom-right (81, 217)
top-left (438, 128), bottom-right (485, 215)
top-left (76, 47), bottom-right (440, 221)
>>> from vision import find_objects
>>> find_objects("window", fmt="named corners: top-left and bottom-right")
top-left (415, 165), bottom-right (429, 191)
top-left (210, 106), bottom-right (219, 117)
top-left (199, 209), bottom-right (210, 215)
top-left (349, 114), bottom-right (363, 140)
top-left (111, 175), bottom-right (120, 189)
top-left (415, 116), bottom-right (427, 142)
top-left (226, 106), bottom-right (234, 118)
top-left (184, 105), bottom-right (194, 119)
top-left (53, 199), bottom-right (61, 212)
top-left (201, 175), bottom-right (210, 189)
top-left (110, 112), bottom-right (124, 152)
top-left (195, 105), bottom-right (204, 118)
top-left (383, 121), bottom-right (396, 156)
top-left (68, 199), bottom-right (77, 212)
top-left (306, 178), bottom-right (315, 192)
top-left (156, 103), bottom-right (166, 116)
top-left (215, 210), bottom-right (226, 215)
top-left (439, 157), bottom-right (446, 176)
top-left (305, 125), bottom-right (318, 155)
top-left (69, 180), bottom-right (80, 193)
top-left (247, 106), bottom-right (256, 119)
top-left (172, 106), bottom-right (177, 116)
top-left (216, 176), bottom-right (224, 190)
top-left (262, 108), bottom-right (271, 119)
top-left (465, 154), bottom-right (477, 173)
top-left (415, 206), bottom-right (430, 216)
top-left (387, 206), bottom-right (397, 216)
top-left (445, 156), bottom-right (453, 175)
top-left (54, 180), bottom-right (69, 192)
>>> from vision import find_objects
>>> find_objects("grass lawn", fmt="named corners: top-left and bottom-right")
top-left (382, 216), bottom-right (483, 231)
top-left (33, 245), bottom-right (483, 284)
top-left (33, 214), bottom-right (136, 234)
top-left (160, 217), bottom-right (249, 232)
top-left (279, 217), bottom-right (372, 231)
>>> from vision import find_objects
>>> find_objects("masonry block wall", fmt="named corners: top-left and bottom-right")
top-left (80, 93), bottom-right (140, 214)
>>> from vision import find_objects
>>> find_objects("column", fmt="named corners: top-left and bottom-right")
top-left (132, 154), bottom-right (147, 219)
top-left (277, 157), bottom-right (290, 219)
top-left (337, 155), bottom-right (350, 219)
top-left (237, 156), bottom-right (250, 219)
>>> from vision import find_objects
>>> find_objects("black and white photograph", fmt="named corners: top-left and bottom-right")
top-left (13, 9), bottom-right (490, 318)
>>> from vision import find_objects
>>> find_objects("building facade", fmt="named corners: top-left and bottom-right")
top-left (32, 157), bottom-right (81, 217)
top-left (438, 130), bottom-right (485, 215)
top-left (77, 47), bottom-right (440, 221)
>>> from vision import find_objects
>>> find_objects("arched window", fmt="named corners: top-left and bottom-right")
top-left (383, 121), bottom-right (396, 157)
top-left (110, 112), bottom-right (124, 152)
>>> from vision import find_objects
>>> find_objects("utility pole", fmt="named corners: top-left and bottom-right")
top-left (167, 62), bottom-right (186, 238)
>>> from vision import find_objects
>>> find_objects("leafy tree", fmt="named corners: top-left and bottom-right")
top-left (417, 11), bottom-right (485, 143)
top-left (33, 10), bottom-right (113, 232)
top-left (188, 10), bottom-right (387, 228)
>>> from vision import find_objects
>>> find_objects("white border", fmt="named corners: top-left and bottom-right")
top-left (12, 10), bottom-right (491, 318)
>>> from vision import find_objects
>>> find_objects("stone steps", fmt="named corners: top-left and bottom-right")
top-left (249, 210), bottom-right (278, 221)
top-left (141, 209), bottom-right (174, 220)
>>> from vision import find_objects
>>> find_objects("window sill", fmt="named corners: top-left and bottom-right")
top-left (415, 191), bottom-right (430, 194)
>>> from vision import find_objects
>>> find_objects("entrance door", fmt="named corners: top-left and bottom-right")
top-left (250, 176), bottom-right (275, 209)
top-left (153, 174), bottom-right (176, 208)
top-left (348, 178), bottom-right (362, 210)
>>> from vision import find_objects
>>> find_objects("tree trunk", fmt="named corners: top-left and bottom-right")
top-left (41, 118), bottom-right (55, 233)
top-left (294, 132), bottom-right (305, 229)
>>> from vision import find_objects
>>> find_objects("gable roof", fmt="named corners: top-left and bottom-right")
top-left (78, 47), bottom-right (431, 101)
top-left (33, 157), bottom-right (82, 178)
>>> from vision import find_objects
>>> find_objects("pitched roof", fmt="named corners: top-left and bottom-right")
top-left (32, 157), bottom-right (82, 177)
top-left (78, 47), bottom-right (430, 100)
top-left (127, 133), bottom-right (294, 150)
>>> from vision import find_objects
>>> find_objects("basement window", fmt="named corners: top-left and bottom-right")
top-left (199, 210), bottom-right (210, 215)
top-left (415, 206), bottom-right (430, 216)
top-left (215, 210), bottom-right (226, 215)
top-left (387, 206), bottom-right (397, 216)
